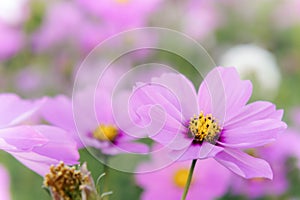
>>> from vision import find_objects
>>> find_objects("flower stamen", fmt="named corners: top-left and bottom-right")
top-left (188, 112), bottom-right (221, 143)
top-left (43, 162), bottom-right (83, 200)
top-left (93, 124), bottom-right (118, 142)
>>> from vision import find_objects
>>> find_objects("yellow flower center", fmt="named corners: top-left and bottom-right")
top-left (114, 0), bottom-right (130, 4)
top-left (188, 112), bottom-right (221, 143)
top-left (173, 168), bottom-right (191, 188)
top-left (93, 125), bottom-right (118, 142)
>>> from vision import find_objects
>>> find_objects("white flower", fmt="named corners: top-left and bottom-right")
top-left (220, 44), bottom-right (281, 99)
top-left (0, 0), bottom-right (28, 25)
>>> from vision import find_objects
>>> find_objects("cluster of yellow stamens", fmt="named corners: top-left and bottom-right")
top-left (188, 112), bottom-right (221, 143)
top-left (43, 162), bottom-right (88, 200)
top-left (93, 124), bottom-right (118, 142)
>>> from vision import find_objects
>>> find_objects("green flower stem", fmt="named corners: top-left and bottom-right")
top-left (103, 155), bottom-right (110, 200)
top-left (181, 159), bottom-right (197, 200)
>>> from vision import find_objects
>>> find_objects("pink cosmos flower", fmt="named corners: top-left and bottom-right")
top-left (128, 67), bottom-right (286, 179)
top-left (0, 93), bottom-right (79, 176)
top-left (41, 67), bottom-right (148, 155)
top-left (0, 165), bottom-right (11, 200)
top-left (0, 23), bottom-right (23, 60)
top-left (32, 1), bottom-right (83, 52)
top-left (32, 1), bottom-right (107, 53)
top-left (230, 129), bottom-right (300, 198)
top-left (136, 157), bottom-right (230, 200)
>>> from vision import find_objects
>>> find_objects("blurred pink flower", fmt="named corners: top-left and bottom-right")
top-left (0, 0), bottom-right (28, 60)
top-left (291, 107), bottom-right (300, 129)
top-left (0, 165), bottom-right (11, 200)
top-left (0, 23), bottom-right (23, 60)
top-left (231, 129), bottom-right (300, 198)
top-left (14, 67), bottom-right (46, 96)
top-left (136, 157), bottom-right (230, 200)
top-left (182, 0), bottom-right (221, 40)
top-left (77, 0), bottom-right (162, 29)
top-left (129, 67), bottom-right (286, 179)
top-left (0, 94), bottom-right (79, 176)
top-left (32, 2), bottom-right (83, 52)
top-left (273, 0), bottom-right (300, 29)
top-left (32, 1), bottom-right (107, 53)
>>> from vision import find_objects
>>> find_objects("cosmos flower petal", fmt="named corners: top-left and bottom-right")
top-left (29, 125), bottom-right (80, 162)
top-left (151, 73), bottom-right (199, 119)
top-left (1, 125), bottom-right (79, 176)
top-left (198, 67), bottom-right (252, 124)
top-left (130, 83), bottom-right (189, 125)
top-left (0, 93), bottom-right (42, 128)
top-left (220, 119), bottom-right (286, 148)
top-left (40, 95), bottom-right (76, 132)
top-left (73, 87), bottom-right (104, 133)
top-left (134, 104), bottom-right (191, 150)
top-left (215, 148), bottom-right (273, 179)
top-left (128, 74), bottom-right (197, 147)
top-left (0, 126), bottom-right (48, 151)
top-left (129, 73), bottom-right (198, 126)
top-left (11, 151), bottom-right (72, 176)
top-left (225, 101), bottom-right (284, 128)
top-left (170, 142), bottom-right (224, 161)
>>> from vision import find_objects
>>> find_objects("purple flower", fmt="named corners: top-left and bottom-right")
top-left (182, 0), bottom-right (221, 40)
top-left (32, 2), bottom-right (84, 52)
top-left (0, 23), bottom-right (23, 60)
top-left (76, 0), bottom-right (162, 28)
top-left (32, 1), bottom-right (107, 53)
top-left (0, 93), bottom-right (79, 176)
top-left (129, 67), bottom-right (286, 179)
top-left (231, 129), bottom-right (300, 198)
top-left (0, 165), bottom-right (11, 200)
top-left (40, 67), bottom-right (148, 155)
top-left (136, 156), bottom-right (230, 200)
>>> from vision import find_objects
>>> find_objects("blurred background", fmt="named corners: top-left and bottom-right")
top-left (0, 0), bottom-right (300, 199)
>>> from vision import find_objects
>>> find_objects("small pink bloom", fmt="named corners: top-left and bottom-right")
top-left (182, 0), bottom-right (221, 40)
top-left (136, 156), bottom-right (230, 200)
top-left (0, 93), bottom-right (79, 176)
top-left (0, 23), bottom-right (23, 60)
top-left (32, 1), bottom-right (107, 53)
top-left (231, 129), bottom-right (300, 198)
top-left (41, 67), bottom-right (148, 155)
top-left (129, 67), bottom-right (287, 179)
top-left (32, 2), bottom-right (83, 52)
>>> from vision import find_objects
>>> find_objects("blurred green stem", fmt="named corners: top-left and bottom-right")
top-left (181, 159), bottom-right (197, 200)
